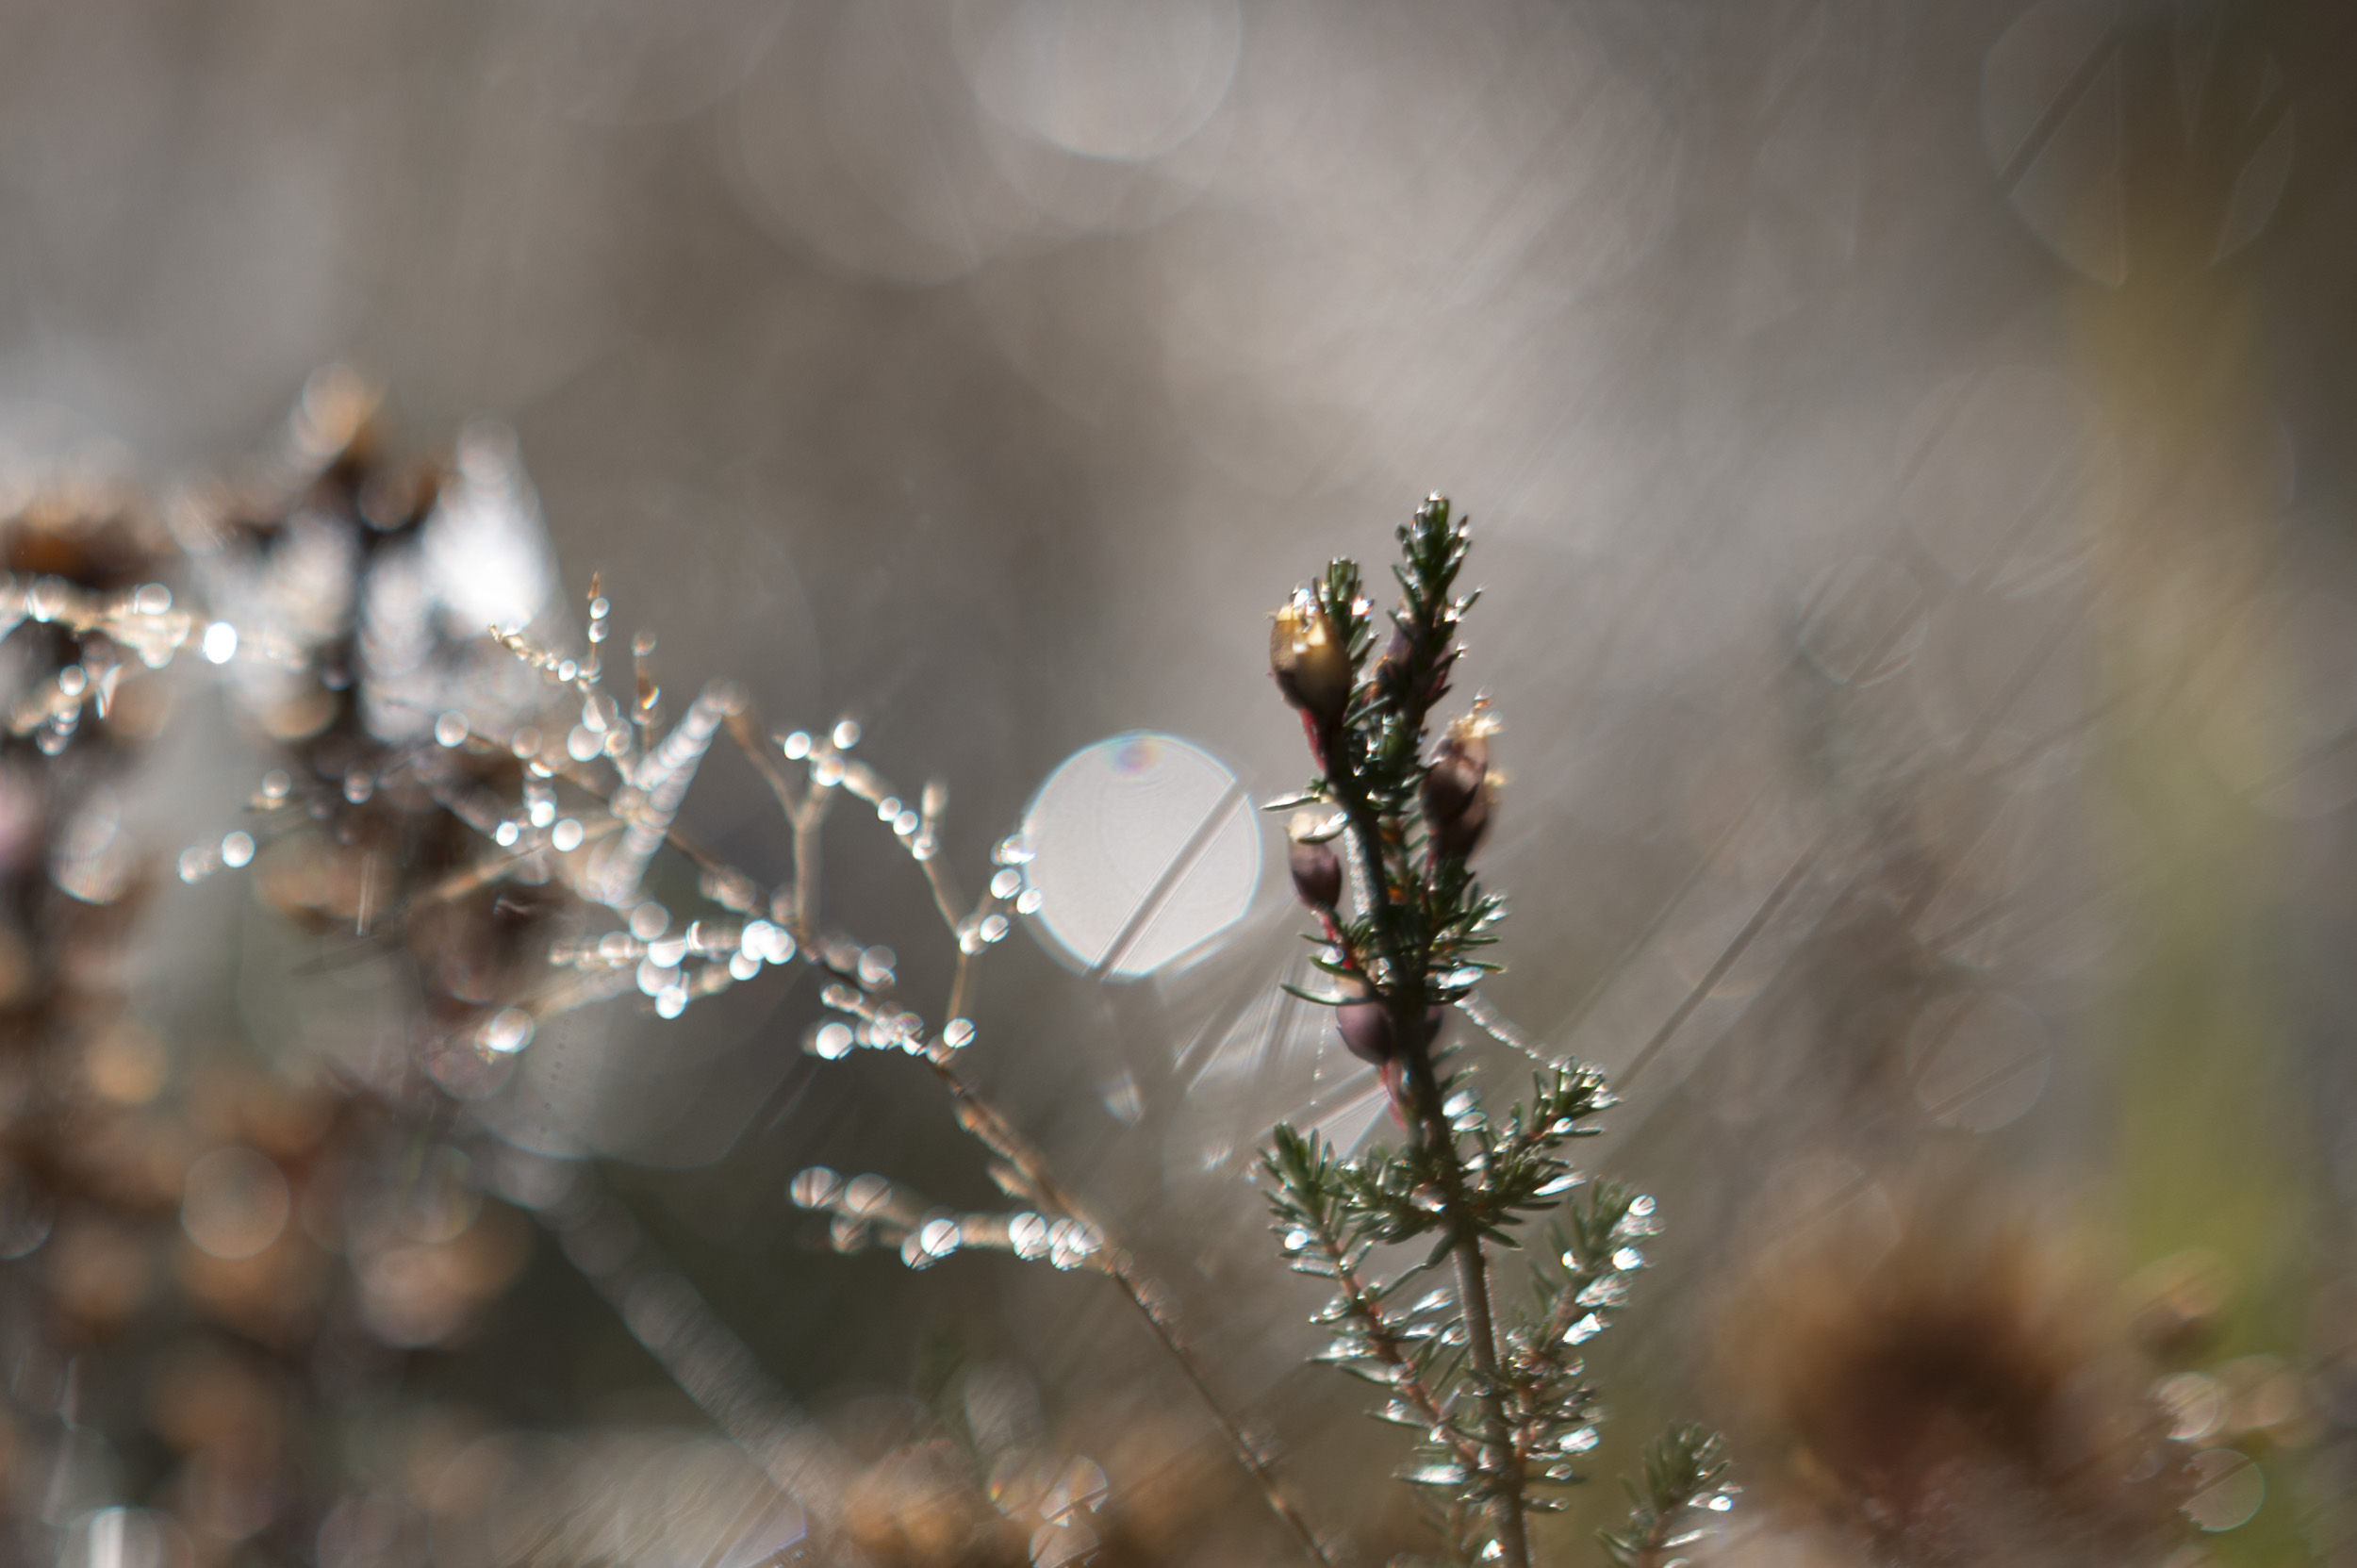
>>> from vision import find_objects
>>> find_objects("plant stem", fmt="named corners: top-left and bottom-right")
top-left (923, 1056), bottom-right (1334, 1566)
top-left (1322, 737), bottom-right (1529, 1568)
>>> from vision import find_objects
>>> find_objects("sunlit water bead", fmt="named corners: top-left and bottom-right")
top-left (806, 1020), bottom-right (856, 1060)
top-left (1044, 1218), bottom-right (1101, 1270)
top-left (177, 829), bottom-right (255, 883)
top-left (901, 1215), bottom-right (962, 1269)
top-left (738, 918), bottom-right (795, 966)
top-left (478, 1007), bottom-right (536, 1056)
top-left (1017, 734), bottom-right (1258, 977)
top-left (788, 1166), bottom-right (843, 1211)
top-left (1008, 1212), bottom-right (1050, 1261)
top-left (991, 828), bottom-right (1047, 913)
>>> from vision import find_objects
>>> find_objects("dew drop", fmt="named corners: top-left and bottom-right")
top-left (790, 1167), bottom-right (842, 1209)
top-left (991, 868), bottom-right (1023, 900)
top-left (1010, 1213), bottom-right (1049, 1260)
top-left (435, 711), bottom-right (470, 747)
top-left (220, 832), bottom-right (255, 869)
top-left (479, 1008), bottom-right (536, 1054)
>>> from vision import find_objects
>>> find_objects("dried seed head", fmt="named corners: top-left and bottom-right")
top-left (1718, 1180), bottom-right (2187, 1564)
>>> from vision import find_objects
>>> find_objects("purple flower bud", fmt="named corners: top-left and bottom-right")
top-left (1424, 706), bottom-right (1499, 860)
top-left (1289, 835), bottom-right (1343, 912)
top-left (1334, 984), bottom-right (1446, 1065)
top-left (1337, 998), bottom-right (1393, 1065)
top-left (1423, 725), bottom-right (1488, 824)
top-left (1431, 780), bottom-right (1492, 859)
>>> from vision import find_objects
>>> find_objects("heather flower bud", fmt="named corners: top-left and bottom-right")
top-left (1337, 996), bottom-right (1393, 1065)
top-left (1270, 594), bottom-right (1352, 722)
top-left (1430, 780), bottom-right (1493, 860)
top-left (1424, 705), bottom-right (1500, 859)
top-left (1287, 814), bottom-right (1343, 912)
top-left (1334, 980), bottom-right (1444, 1065)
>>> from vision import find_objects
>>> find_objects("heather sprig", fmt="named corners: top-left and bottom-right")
top-left (1260, 496), bottom-right (1729, 1568)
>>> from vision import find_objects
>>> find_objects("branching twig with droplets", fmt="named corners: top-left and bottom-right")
top-left (481, 578), bottom-right (1337, 1567)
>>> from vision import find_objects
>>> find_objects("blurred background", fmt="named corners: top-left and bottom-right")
top-left (0, 0), bottom-right (2353, 1564)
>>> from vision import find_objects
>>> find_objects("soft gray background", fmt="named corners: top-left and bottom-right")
top-left (8, 0), bottom-right (2357, 1555)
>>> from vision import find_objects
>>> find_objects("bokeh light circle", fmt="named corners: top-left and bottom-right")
top-left (1017, 734), bottom-right (1258, 978)
top-left (181, 1146), bottom-right (291, 1261)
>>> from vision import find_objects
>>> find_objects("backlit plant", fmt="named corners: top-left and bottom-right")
top-left (1261, 497), bottom-right (1733, 1568)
